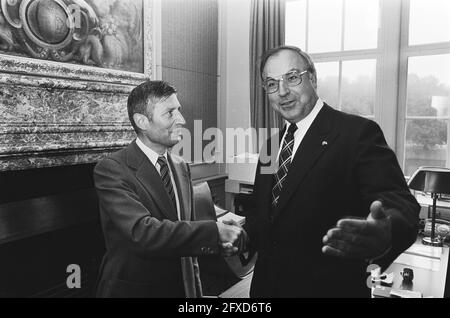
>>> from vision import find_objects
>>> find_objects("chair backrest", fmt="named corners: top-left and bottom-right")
top-left (192, 181), bottom-right (256, 280)
top-left (192, 182), bottom-right (217, 221)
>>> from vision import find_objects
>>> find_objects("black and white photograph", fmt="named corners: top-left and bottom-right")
top-left (0, 0), bottom-right (449, 301)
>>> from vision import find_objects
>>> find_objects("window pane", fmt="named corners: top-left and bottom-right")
top-left (404, 119), bottom-right (447, 176)
top-left (406, 54), bottom-right (450, 117)
top-left (285, 0), bottom-right (306, 49)
top-left (315, 61), bottom-right (339, 108)
top-left (409, 0), bottom-right (450, 45)
top-left (341, 59), bottom-right (376, 116)
top-left (308, 0), bottom-right (342, 53)
top-left (344, 0), bottom-right (379, 50)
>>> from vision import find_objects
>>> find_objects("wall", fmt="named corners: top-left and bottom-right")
top-left (160, 0), bottom-right (222, 179)
top-left (224, 0), bottom-right (251, 132)
top-left (220, 0), bottom-right (252, 132)
top-left (161, 0), bottom-right (218, 135)
top-left (218, 0), bottom-right (253, 173)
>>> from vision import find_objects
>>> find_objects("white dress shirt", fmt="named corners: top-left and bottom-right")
top-left (136, 137), bottom-right (181, 220)
top-left (277, 98), bottom-right (324, 162)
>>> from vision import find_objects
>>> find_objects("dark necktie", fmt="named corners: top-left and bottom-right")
top-left (157, 156), bottom-right (177, 212)
top-left (272, 124), bottom-right (298, 207)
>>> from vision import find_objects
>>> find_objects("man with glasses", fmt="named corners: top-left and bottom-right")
top-left (242, 46), bottom-right (420, 297)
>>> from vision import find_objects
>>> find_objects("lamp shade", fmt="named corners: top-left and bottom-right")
top-left (408, 166), bottom-right (450, 194)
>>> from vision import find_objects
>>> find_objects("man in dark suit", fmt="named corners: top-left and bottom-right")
top-left (94, 80), bottom-right (242, 298)
top-left (244, 46), bottom-right (420, 297)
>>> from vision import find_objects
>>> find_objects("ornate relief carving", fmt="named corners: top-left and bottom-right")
top-left (0, 0), bottom-right (145, 73)
top-left (0, 0), bottom-right (152, 171)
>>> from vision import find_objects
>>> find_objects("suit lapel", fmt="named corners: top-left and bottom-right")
top-left (168, 154), bottom-right (191, 221)
top-left (128, 141), bottom-right (178, 221)
top-left (273, 105), bottom-right (339, 221)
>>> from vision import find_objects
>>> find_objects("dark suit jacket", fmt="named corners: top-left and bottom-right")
top-left (94, 140), bottom-right (219, 298)
top-left (246, 104), bottom-right (420, 298)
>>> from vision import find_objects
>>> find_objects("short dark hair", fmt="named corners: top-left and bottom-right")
top-left (127, 80), bottom-right (177, 133)
top-left (259, 45), bottom-right (316, 80)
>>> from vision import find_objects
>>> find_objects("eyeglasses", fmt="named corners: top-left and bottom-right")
top-left (262, 70), bottom-right (308, 94)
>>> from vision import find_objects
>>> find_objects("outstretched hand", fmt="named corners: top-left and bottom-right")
top-left (322, 200), bottom-right (392, 260)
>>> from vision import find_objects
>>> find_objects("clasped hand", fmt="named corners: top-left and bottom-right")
top-left (322, 200), bottom-right (392, 260)
top-left (216, 220), bottom-right (247, 257)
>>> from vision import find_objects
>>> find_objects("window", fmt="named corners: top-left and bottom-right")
top-left (408, 0), bottom-right (450, 45)
top-left (403, 55), bottom-right (450, 176)
top-left (315, 62), bottom-right (339, 108)
top-left (308, 0), bottom-right (343, 53)
top-left (285, 0), bottom-right (379, 119)
top-left (399, 0), bottom-right (450, 176)
top-left (341, 59), bottom-right (376, 117)
top-left (285, 0), bottom-right (450, 176)
top-left (344, 0), bottom-right (379, 51)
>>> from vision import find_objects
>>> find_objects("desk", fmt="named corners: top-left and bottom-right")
top-left (218, 244), bottom-right (449, 298)
top-left (379, 240), bottom-right (449, 298)
top-left (219, 273), bottom-right (252, 298)
top-left (225, 179), bottom-right (254, 212)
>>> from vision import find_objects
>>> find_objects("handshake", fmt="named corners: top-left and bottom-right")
top-left (216, 220), bottom-right (248, 257)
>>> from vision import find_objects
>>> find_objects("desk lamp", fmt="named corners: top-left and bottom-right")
top-left (408, 166), bottom-right (450, 246)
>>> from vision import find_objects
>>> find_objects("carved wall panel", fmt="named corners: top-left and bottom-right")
top-left (0, 0), bottom-right (153, 171)
top-left (0, 0), bottom-right (144, 72)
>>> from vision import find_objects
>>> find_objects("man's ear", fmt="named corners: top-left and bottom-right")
top-left (309, 72), bottom-right (318, 90)
top-left (133, 113), bottom-right (149, 131)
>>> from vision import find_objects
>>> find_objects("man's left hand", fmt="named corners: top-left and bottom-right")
top-left (322, 200), bottom-right (392, 260)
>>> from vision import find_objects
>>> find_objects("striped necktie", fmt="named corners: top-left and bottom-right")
top-left (157, 156), bottom-right (177, 212)
top-left (272, 124), bottom-right (298, 208)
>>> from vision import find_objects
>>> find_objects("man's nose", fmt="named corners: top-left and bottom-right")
top-left (175, 110), bottom-right (186, 126)
top-left (278, 79), bottom-right (290, 96)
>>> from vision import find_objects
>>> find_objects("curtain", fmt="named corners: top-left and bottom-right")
top-left (249, 0), bottom-right (285, 131)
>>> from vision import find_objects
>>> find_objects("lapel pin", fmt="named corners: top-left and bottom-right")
top-left (322, 141), bottom-right (328, 147)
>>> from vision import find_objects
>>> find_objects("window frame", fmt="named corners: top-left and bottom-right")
top-left (285, 0), bottom-right (450, 174)
top-left (396, 0), bottom-right (450, 173)
top-left (285, 0), bottom-right (391, 140)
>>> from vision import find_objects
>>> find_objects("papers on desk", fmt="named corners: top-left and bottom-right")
top-left (215, 205), bottom-right (228, 217)
top-left (217, 211), bottom-right (246, 227)
top-left (390, 289), bottom-right (422, 298)
top-left (228, 153), bottom-right (258, 183)
top-left (405, 243), bottom-right (442, 259)
top-left (372, 286), bottom-right (423, 298)
top-left (394, 253), bottom-right (440, 272)
top-left (393, 242), bottom-right (442, 271)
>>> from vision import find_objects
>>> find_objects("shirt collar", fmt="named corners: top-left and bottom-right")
top-left (285, 98), bottom-right (324, 132)
top-left (136, 137), bottom-right (167, 167)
